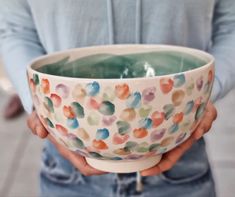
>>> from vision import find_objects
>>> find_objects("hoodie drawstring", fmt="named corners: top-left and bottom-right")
top-left (107, 0), bottom-right (142, 44)
top-left (135, 0), bottom-right (142, 44)
top-left (136, 171), bottom-right (143, 192)
top-left (107, 0), bottom-right (114, 44)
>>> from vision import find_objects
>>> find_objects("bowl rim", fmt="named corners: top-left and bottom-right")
top-left (27, 44), bottom-right (215, 82)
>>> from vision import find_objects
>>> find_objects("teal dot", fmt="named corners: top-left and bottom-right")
top-left (44, 97), bottom-right (54, 113)
top-left (163, 104), bottom-right (175, 120)
top-left (71, 102), bottom-right (85, 118)
top-left (45, 118), bottom-right (54, 128)
top-left (135, 143), bottom-right (149, 153)
top-left (174, 74), bottom-right (186, 88)
top-left (111, 157), bottom-right (123, 160)
top-left (89, 152), bottom-right (103, 159)
top-left (33, 74), bottom-right (39, 85)
top-left (67, 118), bottom-right (79, 129)
top-left (138, 118), bottom-right (152, 129)
top-left (126, 92), bottom-right (142, 108)
top-left (86, 81), bottom-right (100, 96)
top-left (96, 128), bottom-right (110, 140)
top-left (184, 101), bottom-right (194, 115)
top-left (98, 101), bottom-right (115, 116)
top-left (117, 121), bottom-right (131, 135)
top-left (69, 136), bottom-right (84, 149)
top-left (149, 143), bottom-right (160, 152)
top-left (124, 141), bottom-right (138, 151)
top-left (168, 123), bottom-right (179, 134)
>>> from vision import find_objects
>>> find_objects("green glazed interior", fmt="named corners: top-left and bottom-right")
top-left (36, 51), bottom-right (207, 79)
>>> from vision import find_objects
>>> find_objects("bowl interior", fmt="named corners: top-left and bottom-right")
top-left (31, 45), bottom-right (212, 79)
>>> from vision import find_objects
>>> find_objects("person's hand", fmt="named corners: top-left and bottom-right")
top-left (141, 101), bottom-right (217, 176)
top-left (27, 111), bottom-right (107, 176)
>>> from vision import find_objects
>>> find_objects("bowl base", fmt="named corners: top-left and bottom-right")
top-left (86, 155), bottom-right (162, 173)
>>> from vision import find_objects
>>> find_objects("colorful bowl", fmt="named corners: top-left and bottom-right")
top-left (27, 45), bottom-right (214, 173)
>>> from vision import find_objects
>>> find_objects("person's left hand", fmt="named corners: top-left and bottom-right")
top-left (141, 101), bottom-right (217, 176)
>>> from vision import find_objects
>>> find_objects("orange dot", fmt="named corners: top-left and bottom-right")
top-left (115, 84), bottom-right (130, 99)
top-left (63, 106), bottom-right (76, 119)
top-left (92, 140), bottom-right (108, 150)
top-left (133, 128), bottom-right (148, 138)
top-left (160, 137), bottom-right (174, 147)
top-left (151, 111), bottom-right (165, 127)
top-left (113, 148), bottom-right (130, 155)
top-left (50, 94), bottom-right (62, 107)
top-left (88, 98), bottom-right (101, 110)
top-left (160, 78), bottom-right (174, 94)
top-left (41, 79), bottom-right (50, 94)
top-left (172, 90), bottom-right (185, 106)
top-left (173, 112), bottom-right (184, 124)
top-left (56, 124), bottom-right (68, 136)
top-left (120, 108), bottom-right (136, 121)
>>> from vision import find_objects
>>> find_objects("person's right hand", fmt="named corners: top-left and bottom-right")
top-left (27, 111), bottom-right (107, 176)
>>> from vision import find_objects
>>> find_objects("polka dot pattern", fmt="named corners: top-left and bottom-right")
top-left (28, 66), bottom-right (214, 160)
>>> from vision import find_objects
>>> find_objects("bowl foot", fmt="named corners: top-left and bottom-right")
top-left (86, 155), bottom-right (162, 173)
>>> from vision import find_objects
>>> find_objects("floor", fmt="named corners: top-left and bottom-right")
top-left (0, 92), bottom-right (43, 197)
top-left (0, 64), bottom-right (235, 197)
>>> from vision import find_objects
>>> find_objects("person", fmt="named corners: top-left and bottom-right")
top-left (1, 0), bottom-right (235, 196)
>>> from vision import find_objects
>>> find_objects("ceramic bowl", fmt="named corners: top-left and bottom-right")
top-left (27, 45), bottom-right (214, 173)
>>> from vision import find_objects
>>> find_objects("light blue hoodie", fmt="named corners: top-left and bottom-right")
top-left (1, 0), bottom-right (235, 113)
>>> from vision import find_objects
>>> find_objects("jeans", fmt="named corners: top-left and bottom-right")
top-left (40, 138), bottom-right (216, 197)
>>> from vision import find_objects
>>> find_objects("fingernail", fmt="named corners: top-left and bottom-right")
top-left (141, 172), bottom-right (147, 176)
top-left (141, 171), bottom-right (152, 176)
top-left (35, 126), bottom-right (41, 135)
top-left (36, 126), bottom-right (46, 138)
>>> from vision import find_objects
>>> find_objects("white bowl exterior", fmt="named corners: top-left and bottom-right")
top-left (27, 45), bottom-right (214, 161)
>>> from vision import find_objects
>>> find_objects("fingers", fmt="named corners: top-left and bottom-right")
top-left (27, 111), bottom-right (48, 138)
top-left (28, 113), bottom-right (107, 176)
top-left (141, 136), bottom-right (195, 176)
top-left (27, 111), bottom-right (37, 134)
top-left (47, 134), bottom-right (70, 157)
top-left (192, 128), bottom-right (205, 140)
top-left (48, 134), bottom-right (107, 176)
top-left (141, 102), bottom-right (217, 177)
top-left (193, 101), bottom-right (217, 140)
top-left (206, 101), bottom-right (217, 120)
top-left (68, 152), bottom-right (107, 176)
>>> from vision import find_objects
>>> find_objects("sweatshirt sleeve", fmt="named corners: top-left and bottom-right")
top-left (209, 0), bottom-right (235, 102)
top-left (0, 0), bottom-right (45, 113)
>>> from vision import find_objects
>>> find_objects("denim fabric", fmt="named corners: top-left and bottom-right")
top-left (40, 139), bottom-right (216, 197)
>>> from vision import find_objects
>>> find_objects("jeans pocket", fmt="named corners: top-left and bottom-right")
top-left (159, 166), bottom-right (209, 184)
top-left (159, 139), bottom-right (210, 184)
top-left (41, 146), bottom-right (85, 185)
